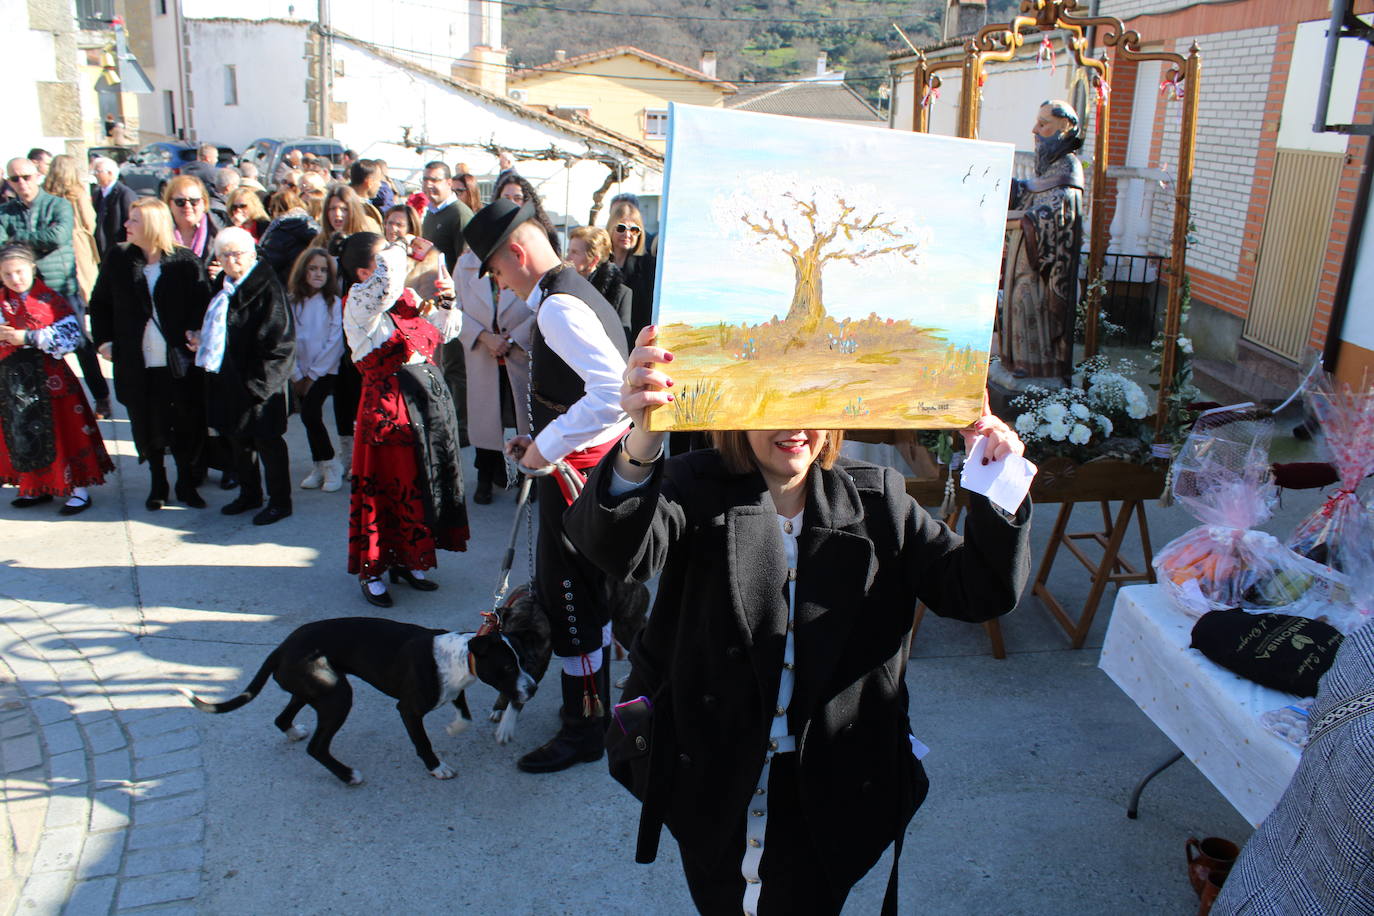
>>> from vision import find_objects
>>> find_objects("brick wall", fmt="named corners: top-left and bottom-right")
top-left (1149, 26), bottom-right (1277, 298)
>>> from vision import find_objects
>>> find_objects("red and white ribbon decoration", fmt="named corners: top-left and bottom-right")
top-left (1160, 71), bottom-right (1185, 102)
top-left (1037, 36), bottom-right (1057, 75)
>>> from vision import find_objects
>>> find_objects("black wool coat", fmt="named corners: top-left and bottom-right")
top-left (589, 261), bottom-right (633, 348)
top-left (565, 450), bottom-right (1031, 896)
top-left (618, 252), bottom-right (656, 340)
top-left (204, 263), bottom-right (295, 439)
top-left (88, 244), bottom-right (211, 455)
top-left (91, 181), bottom-right (137, 257)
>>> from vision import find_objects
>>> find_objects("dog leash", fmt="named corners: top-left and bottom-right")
top-left (486, 457), bottom-right (578, 619)
top-left (490, 473), bottom-right (537, 616)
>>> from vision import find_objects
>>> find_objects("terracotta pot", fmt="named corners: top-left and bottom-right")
top-left (1197, 869), bottom-right (1227, 916)
top-left (1186, 836), bottom-right (1239, 897)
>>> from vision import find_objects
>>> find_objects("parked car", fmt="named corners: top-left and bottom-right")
top-left (120, 141), bottom-right (237, 198)
top-left (87, 145), bottom-right (133, 166)
top-left (240, 137), bottom-right (348, 190)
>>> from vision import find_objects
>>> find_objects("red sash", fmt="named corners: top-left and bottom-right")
top-left (551, 432), bottom-right (625, 505)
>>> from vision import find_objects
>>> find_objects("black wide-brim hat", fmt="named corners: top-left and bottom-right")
top-left (463, 199), bottom-right (537, 277)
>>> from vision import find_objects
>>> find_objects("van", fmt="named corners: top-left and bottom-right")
top-left (241, 137), bottom-right (348, 189)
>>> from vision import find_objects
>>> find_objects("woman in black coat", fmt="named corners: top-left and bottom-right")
top-left (89, 197), bottom-right (212, 509)
top-left (565, 329), bottom-right (1032, 916)
top-left (607, 199), bottom-right (655, 340)
top-left (191, 226), bottom-right (295, 526)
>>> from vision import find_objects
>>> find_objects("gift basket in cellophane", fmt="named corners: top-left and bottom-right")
top-left (1286, 374), bottom-right (1374, 571)
top-left (1154, 407), bottom-right (1352, 629)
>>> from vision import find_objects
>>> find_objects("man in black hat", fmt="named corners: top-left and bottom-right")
top-left (464, 199), bottom-right (630, 773)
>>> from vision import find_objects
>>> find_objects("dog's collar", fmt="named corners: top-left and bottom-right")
top-left (475, 610), bottom-right (501, 637)
top-left (469, 612), bottom-right (501, 678)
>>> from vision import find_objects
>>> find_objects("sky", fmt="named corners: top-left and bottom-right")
top-left (654, 104), bottom-right (1016, 350)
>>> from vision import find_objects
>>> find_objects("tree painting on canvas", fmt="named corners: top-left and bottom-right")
top-left (648, 103), bottom-right (1015, 431)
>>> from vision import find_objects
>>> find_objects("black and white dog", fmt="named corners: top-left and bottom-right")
top-left (487, 578), bottom-right (649, 745)
top-left (182, 617), bottom-right (537, 785)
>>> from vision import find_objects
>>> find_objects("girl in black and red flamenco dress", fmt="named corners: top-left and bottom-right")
top-left (0, 243), bottom-right (113, 515)
top-left (340, 234), bottom-right (468, 607)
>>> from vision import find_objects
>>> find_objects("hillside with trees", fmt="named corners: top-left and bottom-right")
top-left (502, 0), bottom-right (1023, 107)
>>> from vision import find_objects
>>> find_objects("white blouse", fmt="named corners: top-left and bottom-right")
top-left (344, 245), bottom-right (460, 365)
top-left (740, 509), bottom-right (802, 916)
top-left (141, 261), bottom-right (166, 368)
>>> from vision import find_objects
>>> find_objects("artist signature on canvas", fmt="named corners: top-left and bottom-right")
top-left (913, 401), bottom-right (953, 413)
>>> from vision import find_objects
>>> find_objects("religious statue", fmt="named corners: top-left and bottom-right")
top-left (1000, 99), bottom-right (1084, 381)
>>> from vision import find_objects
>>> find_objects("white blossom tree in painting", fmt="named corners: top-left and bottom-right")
top-left (712, 175), bottom-right (931, 333)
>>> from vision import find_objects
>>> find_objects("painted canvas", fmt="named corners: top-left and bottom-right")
top-left (647, 103), bottom-right (1015, 432)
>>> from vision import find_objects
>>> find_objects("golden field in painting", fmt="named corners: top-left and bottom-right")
top-left (646, 315), bottom-right (988, 431)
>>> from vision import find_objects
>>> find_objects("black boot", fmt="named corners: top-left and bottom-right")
top-left (516, 670), bottom-right (608, 773)
top-left (173, 455), bottom-right (206, 508)
top-left (146, 459), bottom-right (169, 511)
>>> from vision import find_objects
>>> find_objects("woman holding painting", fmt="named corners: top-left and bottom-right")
top-left (566, 326), bottom-right (1033, 915)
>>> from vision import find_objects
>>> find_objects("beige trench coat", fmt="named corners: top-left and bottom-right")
top-left (71, 194), bottom-right (100, 303)
top-left (455, 248), bottom-right (534, 451)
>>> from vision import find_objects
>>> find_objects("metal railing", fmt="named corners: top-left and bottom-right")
top-left (1095, 252), bottom-right (1170, 346)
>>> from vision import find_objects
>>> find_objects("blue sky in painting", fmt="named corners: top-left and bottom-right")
top-left (654, 104), bottom-right (1016, 350)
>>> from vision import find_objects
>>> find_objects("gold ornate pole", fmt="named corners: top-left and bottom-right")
top-left (1084, 55), bottom-right (1111, 359)
top-left (1156, 44), bottom-right (1201, 437)
top-left (958, 45), bottom-right (981, 138)
top-left (911, 53), bottom-right (931, 133)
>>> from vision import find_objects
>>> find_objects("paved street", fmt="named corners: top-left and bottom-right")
top-left (0, 370), bottom-right (1327, 915)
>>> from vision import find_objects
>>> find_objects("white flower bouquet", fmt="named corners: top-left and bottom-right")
top-left (1008, 356), bottom-right (1153, 463)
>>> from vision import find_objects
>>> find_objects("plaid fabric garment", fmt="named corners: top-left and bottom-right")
top-left (1214, 622), bottom-right (1374, 915)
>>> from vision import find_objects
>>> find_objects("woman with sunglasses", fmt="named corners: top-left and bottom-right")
top-left (163, 175), bottom-right (221, 267)
top-left (89, 198), bottom-right (212, 510)
top-left (452, 172), bottom-right (482, 214)
top-left (607, 199), bottom-right (655, 342)
top-left (224, 188), bottom-right (270, 241)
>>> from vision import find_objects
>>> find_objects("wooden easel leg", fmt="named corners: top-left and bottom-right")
top-left (1070, 499), bottom-right (1138, 648)
top-left (1034, 502), bottom-right (1074, 590)
top-left (984, 618), bottom-right (1006, 659)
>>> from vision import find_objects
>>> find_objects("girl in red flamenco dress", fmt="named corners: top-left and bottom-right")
top-left (0, 243), bottom-right (113, 515)
top-left (339, 234), bottom-right (469, 607)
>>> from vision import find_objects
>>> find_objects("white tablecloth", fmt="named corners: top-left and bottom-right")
top-left (1099, 584), bottom-right (1302, 826)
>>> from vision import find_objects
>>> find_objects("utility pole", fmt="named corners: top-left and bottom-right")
top-left (317, 0), bottom-right (333, 136)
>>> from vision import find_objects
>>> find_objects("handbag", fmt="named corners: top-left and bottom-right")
top-left (149, 310), bottom-right (193, 379)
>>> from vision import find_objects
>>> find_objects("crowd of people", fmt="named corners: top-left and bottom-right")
top-left (0, 145), bottom-right (658, 547)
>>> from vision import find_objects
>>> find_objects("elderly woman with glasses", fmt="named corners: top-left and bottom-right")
top-left (163, 175), bottom-right (221, 268)
top-left (189, 226), bottom-right (296, 526)
top-left (606, 199), bottom-right (655, 341)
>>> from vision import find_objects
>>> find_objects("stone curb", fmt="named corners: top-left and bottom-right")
top-left (0, 600), bottom-right (205, 916)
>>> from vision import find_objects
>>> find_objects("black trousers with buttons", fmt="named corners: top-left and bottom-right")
top-left (677, 755), bottom-right (849, 915)
top-left (535, 472), bottom-right (612, 659)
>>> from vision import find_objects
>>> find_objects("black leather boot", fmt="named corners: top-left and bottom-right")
top-left (516, 670), bottom-right (608, 773)
top-left (146, 459), bottom-right (169, 511)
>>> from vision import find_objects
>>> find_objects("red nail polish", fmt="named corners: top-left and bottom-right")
top-left (667, 379), bottom-right (674, 387)
top-left (667, 394), bottom-right (675, 401)
top-left (982, 457), bottom-right (989, 465)
top-left (664, 353), bottom-right (674, 361)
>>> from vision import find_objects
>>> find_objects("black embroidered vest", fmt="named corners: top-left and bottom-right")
top-left (530, 266), bottom-right (629, 435)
